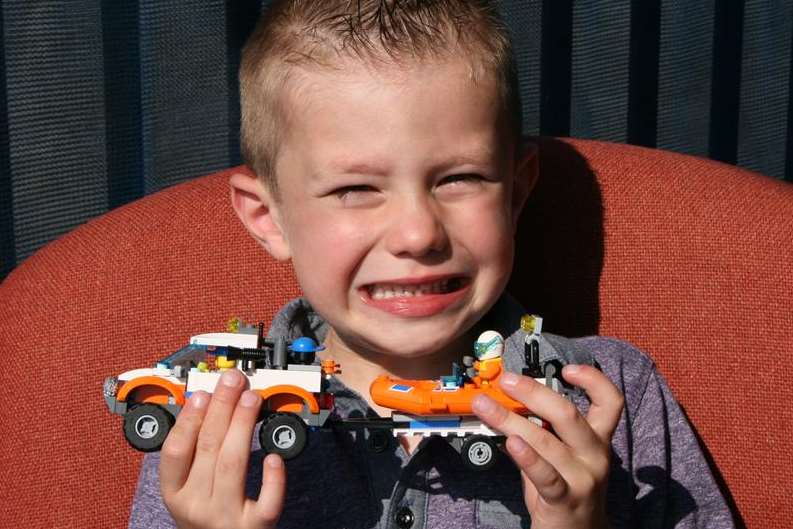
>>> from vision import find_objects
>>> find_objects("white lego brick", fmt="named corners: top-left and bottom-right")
top-left (286, 364), bottom-right (322, 372)
top-left (184, 368), bottom-right (322, 394)
top-left (189, 332), bottom-right (259, 348)
top-left (117, 368), bottom-right (183, 386)
top-left (186, 371), bottom-right (223, 393)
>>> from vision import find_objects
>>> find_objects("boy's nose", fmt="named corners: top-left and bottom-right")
top-left (384, 198), bottom-right (449, 258)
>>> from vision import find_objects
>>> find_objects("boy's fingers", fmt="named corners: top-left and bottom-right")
top-left (561, 364), bottom-right (625, 444)
top-left (252, 454), bottom-right (287, 526)
top-left (472, 394), bottom-right (579, 477)
top-left (496, 374), bottom-right (602, 454)
top-left (212, 390), bottom-right (263, 502)
top-left (506, 435), bottom-right (568, 504)
top-left (160, 391), bottom-right (210, 497)
top-left (187, 369), bottom-right (249, 491)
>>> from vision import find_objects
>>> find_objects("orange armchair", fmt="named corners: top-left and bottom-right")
top-left (1, 138), bottom-right (791, 529)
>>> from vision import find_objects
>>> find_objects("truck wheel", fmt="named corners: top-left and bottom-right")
top-left (543, 360), bottom-right (562, 380)
top-left (259, 413), bottom-right (307, 460)
top-left (123, 404), bottom-right (174, 452)
top-left (461, 435), bottom-right (498, 471)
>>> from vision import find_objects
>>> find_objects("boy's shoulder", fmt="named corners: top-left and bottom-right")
top-left (499, 323), bottom-right (660, 427)
top-left (483, 294), bottom-right (658, 411)
top-left (483, 294), bottom-right (655, 372)
top-left (545, 333), bottom-right (657, 413)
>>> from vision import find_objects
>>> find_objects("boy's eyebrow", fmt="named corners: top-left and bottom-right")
top-left (327, 150), bottom-right (496, 177)
top-left (330, 160), bottom-right (391, 177)
top-left (430, 152), bottom-right (496, 172)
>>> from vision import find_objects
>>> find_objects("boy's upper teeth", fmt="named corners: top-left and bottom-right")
top-left (369, 279), bottom-right (451, 299)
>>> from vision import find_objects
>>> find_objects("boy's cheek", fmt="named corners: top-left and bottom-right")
top-left (287, 207), bottom-right (370, 246)
top-left (452, 211), bottom-right (515, 261)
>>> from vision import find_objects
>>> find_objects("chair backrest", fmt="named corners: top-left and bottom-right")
top-left (1, 138), bottom-right (791, 529)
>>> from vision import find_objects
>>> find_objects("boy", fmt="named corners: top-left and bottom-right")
top-left (129, 1), bottom-right (734, 528)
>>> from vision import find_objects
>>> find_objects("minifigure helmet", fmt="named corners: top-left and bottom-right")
top-left (289, 337), bottom-right (325, 353)
top-left (474, 330), bottom-right (504, 360)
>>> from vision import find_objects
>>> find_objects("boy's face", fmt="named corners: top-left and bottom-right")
top-left (233, 56), bottom-right (535, 360)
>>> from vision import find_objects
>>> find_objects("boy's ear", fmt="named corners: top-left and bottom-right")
top-left (511, 140), bottom-right (539, 231)
top-left (229, 172), bottom-right (291, 261)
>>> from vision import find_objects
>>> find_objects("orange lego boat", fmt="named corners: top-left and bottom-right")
top-left (369, 368), bottom-right (529, 416)
top-left (370, 322), bottom-right (553, 418)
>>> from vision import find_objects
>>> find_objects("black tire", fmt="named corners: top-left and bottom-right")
top-left (460, 435), bottom-right (498, 471)
top-left (543, 360), bottom-right (562, 380)
top-left (259, 413), bottom-right (307, 460)
top-left (123, 404), bottom-right (174, 452)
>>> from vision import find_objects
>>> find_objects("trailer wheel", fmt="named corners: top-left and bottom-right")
top-left (461, 435), bottom-right (498, 471)
top-left (259, 413), bottom-right (307, 460)
top-left (543, 360), bottom-right (562, 380)
top-left (123, 404), bottom-right (174, 452)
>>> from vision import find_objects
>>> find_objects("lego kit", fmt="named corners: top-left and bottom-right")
top-left (103, 315), bottom-right (565, 470)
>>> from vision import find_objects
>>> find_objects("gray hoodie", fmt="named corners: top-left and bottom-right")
top-left (129, 296), bottom-right (734, 529)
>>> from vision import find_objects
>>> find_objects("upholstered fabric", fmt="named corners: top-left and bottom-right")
top-left (1, 138), bottom-right (791, 529)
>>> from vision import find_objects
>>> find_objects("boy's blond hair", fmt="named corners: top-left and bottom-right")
top-left (240, 0), bottom-right (522, 193)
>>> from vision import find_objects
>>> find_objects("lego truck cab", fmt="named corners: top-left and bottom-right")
top-left (104, 322), bottom-right (339, 459)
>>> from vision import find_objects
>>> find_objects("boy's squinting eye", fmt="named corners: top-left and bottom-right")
top-left (436, 173), bottom-right (487, 193)
top-left (440, 173), bottom-right (484, 185)
top-left (332, 184), bottom-right (380, 206)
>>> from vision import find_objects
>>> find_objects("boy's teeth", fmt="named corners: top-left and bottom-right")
top-left (369, 279), bottom-right (457, 299)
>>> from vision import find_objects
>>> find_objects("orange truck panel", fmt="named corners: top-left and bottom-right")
top-left (256, 384), bottom-right (320, 414)
top-left (117, 376), bottom-right (186, 407)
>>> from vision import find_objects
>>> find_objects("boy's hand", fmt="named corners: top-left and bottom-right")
top-left (159, 369), bottom-right (287, 529)
top-left (472, 365), bottom-right (624, 529)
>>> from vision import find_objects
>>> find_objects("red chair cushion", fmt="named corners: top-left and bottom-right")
top-left (1, 138), bottom-right (791, 528)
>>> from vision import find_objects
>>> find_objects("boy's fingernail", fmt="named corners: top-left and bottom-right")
top-left (564, 364), bottom-right (581, 375)
top-left (500, 372), bottom-right (519, 387)
top-left (190, 391), bottom-right (208, 408)
top-left (240, 391), bottom-right (260, 407)
top-left (221, 369), bottom-right (241, 387)
top-left (266, 454), bottom-right (284, 468)
top-left (472, 395), bottom-right (497, 414)
top-left (506, 435), bottom-right (528, 455)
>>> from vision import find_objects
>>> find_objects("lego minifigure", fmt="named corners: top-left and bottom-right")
top-left (472, 330), bottom-right (504, 386)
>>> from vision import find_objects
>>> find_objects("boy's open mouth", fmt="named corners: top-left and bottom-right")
top-left (364, 277), bottom-right (468, 300)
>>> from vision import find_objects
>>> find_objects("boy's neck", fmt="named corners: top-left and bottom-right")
top-left (320, 327), bottom-right (472, 414)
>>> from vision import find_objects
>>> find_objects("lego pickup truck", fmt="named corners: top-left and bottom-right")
top-left (103, 322), bottom-right (339, 459)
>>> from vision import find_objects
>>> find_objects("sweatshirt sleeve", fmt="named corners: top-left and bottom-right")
top-left (127, 452), bottom-right (176, 529)
top-left (589, 338), bottom-right (735, 529)
top-left (630, 367), bottom-right (734, 528)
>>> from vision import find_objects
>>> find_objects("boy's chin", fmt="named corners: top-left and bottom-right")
top-left (344, 329), bottom-right (472, 361)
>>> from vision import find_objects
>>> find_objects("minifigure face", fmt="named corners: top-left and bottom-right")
top-left (240, 56), bottom-right (534, 360)
top-left (474, 330), bottom-right (505, 360)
